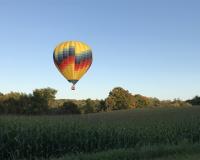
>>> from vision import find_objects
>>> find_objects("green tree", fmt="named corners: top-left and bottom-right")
top-left (0, 92), bottom-right (28, 114)
top-left (96, 100), bottom-right (106, 112)
top-left (187, 96), bottom-right (200, 105)
top-left (105, 87), bottom-right (135, 111)
top-left (33, 88), bottom-right (57, 102)
top-left (31, 88), bottom-right (57, 114)
top-left (82, 99), bottom-right (96, 114)
top-left (61, 101), bottom-right (80, 114)
top-left (147, 97), bottom-right (160, 107)
top-left (134, 94), bottom-right (153, 108)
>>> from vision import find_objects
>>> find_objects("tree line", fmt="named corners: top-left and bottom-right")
top-left (0, 87), bottom-right (198, 115)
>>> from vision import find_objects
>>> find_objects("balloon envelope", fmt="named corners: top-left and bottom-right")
top-left (53, 41), bottom-right (92, 89)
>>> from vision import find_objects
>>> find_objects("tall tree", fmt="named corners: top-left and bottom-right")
top-left (61, 101), bottom-right (80, 114)
top-left (186, 96), bottom-right (200, 105)
top-left (32, 88), bottom-right (57, 113)
top-left (82, 99), bottom-right (96, 114)
top-left (105, 87), bottom-right (135, 111)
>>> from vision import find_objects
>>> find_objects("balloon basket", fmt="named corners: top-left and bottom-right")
top-left (71, 85), bottom-right (75, 90)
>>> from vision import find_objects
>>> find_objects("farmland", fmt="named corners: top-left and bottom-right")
top-left (1, 106), bottom-right (200, 160)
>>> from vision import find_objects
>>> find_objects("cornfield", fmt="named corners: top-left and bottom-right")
top-left (1, 106), bottom-right (200, 159)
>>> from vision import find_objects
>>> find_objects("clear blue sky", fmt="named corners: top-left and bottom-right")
top-left (0, 0), bottom-right (200, 100)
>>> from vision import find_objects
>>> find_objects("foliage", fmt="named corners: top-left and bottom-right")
top-left (81, 99), bottom-right (96, 114)
top-left (0, 87), bottom-right (193, 115)
top-left (160, 99), bottom-right (191, 108)
top-left (61, 101), bottom-right (80, 114)
top-left (0, 88), bottom-right (57, 114)
top-left (31, 88), bottom-right (57, 114)
top-left (186, 96), bottom-right (200, 105)
top-left (0, 92), bottom-right (30, 114)
top-left (33, 88), bottom-right (57, 107)
top-left (96, 100), bottom-right (106, 112)
top-left (134, 94), bottom-right (150, 108)
top-left (105, 87), bottom-right (135, 111)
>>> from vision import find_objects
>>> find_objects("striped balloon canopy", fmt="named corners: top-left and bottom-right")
top-left (53, 41), bottom-right (93, 90)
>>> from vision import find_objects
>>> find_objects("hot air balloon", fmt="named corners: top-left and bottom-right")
top-left (53, 41), bottom-right (93, 90)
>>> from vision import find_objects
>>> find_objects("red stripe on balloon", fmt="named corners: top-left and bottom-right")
top-left (58, 56), bottom-right (75, 71)
top-left (67, 57), bottom-right (92, 72)
top-left (75, 63), bottom-right (79, 71)
top-left (79, 59), bottom-right (92, 70)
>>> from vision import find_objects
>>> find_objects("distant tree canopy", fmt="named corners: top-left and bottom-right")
top-left (0, 92), bottom-right (30, 114)
top-left (0, 87), bottom-right (194, 115)
top-left (31, 88), bottom-right (57, 114)
top-left (134, 94), bottom-right (149, 108)
top-left (96, 100), bottom-right (106, 112)
top-left (81, 99), bottom-right (93, 113)
top-left (0, 88), bottom-right (57, 114)
top-left (33, 88), bottom-right (57, 101)
top-left (105, 87), bottom-right (191, 111)
top-left (105, 87), bottom-right (135, 111)
top-left (61, 101), bottom-right (80, 114)
top-left (186, 96), bottom-right (200, 105)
